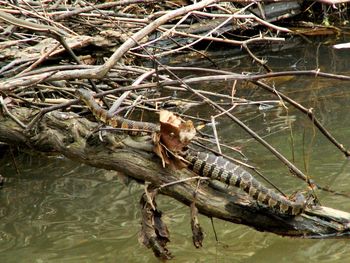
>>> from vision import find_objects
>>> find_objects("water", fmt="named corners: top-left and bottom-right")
top-left (1, 41), bottom-right (350, 262)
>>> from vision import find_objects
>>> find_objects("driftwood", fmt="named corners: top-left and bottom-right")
top-left (149, 1), bottom-right (302, 51)
top-left (1, 106), bottom-right (350, 239)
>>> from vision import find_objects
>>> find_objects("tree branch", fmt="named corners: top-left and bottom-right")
top-left (1, 106), bottom-right (350, 238)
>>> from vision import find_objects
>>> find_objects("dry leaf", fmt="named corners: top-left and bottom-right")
top-left (152, 132), bottom-right (170, 167)
top-left (139, 190), bottom-right (172, 260)
top-left (159, 110), bottom-right (196, 153)
top-left (190, 202), bottom-right (204, 248)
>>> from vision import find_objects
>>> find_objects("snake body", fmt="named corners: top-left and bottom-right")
top-left (184, 151), bottom-right (305, 215)
top-left (76, 89), bottom-right (305, 215)
top-left (77, 89), bottom-right (160, 135)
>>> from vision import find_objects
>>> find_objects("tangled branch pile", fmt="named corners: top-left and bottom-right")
top-left (1, 0), bottom-right (350, 259)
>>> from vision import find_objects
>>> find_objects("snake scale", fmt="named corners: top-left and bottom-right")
top-left (184, 152), bottom-right (305, 215)
top-left (77, 89), bottom-right (306, 215)
top-left (77, 89), bottom-right (160, 135)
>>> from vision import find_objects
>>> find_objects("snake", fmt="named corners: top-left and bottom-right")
top-left (77, 89), bottom-right (160, 135)
top-left (76, 88), bottom-right (306, 215)
top-left (184, 151), bottom-right (305, 215)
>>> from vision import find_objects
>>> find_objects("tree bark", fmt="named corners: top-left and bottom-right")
top-left (0, 107), bottom-right (350, 238)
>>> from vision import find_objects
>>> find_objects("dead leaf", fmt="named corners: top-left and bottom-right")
top-left (152, 132), bottom-right (170, 167)
top-left (190, 202), bottom-right (204, 248)
top-left (139, 189), bottom-right (172, 260)
top-left (159, 110), bottom-right (196, 153)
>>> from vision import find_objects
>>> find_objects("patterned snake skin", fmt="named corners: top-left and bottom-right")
top-left (184, 152), bottom-right (305, 215)
top-left (76, 89), bottom-right (305, 215)
top-left (77, 89), bottom-right (160, 135)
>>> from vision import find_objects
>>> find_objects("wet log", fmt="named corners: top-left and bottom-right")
top-left (0, 106), bottom-right (350, 238)
top-left (149, 1), bottom-right (301, 50)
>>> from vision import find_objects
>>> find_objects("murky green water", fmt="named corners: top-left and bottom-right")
top-left (1, 41), bottom-right (350, 262)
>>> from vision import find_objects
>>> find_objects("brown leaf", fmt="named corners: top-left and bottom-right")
top-left (139, 189), bottom-right (172, 260)
top-left (154, 209), bottom-right (170, 242)
top-left (152, 133), bottom-right (170, 167)
top-left (159, 110), bottom-right (196, 153)
top-left (190, 202), bottom-right (204, 248)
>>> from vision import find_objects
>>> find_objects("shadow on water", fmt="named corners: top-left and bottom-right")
top-left (1, 40), bottom-right (350, 262)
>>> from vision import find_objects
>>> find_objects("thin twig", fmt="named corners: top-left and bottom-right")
top-left (0, 96), bottom-right (27, 129)
top-left (253, 80), bottom-right (350, 157)
top-left (159, 176), bottom-right (210, 189)
top-left (210, 116), bottom-right (222, 154)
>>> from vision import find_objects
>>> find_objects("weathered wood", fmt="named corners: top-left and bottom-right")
top-left (0, 107), bottom-right (350, 238)
top-left (149, 1), bottom-right (301, 50)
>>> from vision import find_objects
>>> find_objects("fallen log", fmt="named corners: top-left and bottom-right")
top-left (147, 1), bottom-right (302, 50)
top-left (0, 106), bottom-right (350, 238)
